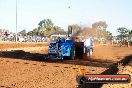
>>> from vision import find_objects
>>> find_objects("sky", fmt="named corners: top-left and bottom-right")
top-left (0, 0), bottom-right (132, 35)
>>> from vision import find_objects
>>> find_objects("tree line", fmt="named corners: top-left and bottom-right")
top-left (27, 19), bottom-right (64, 37)
top-left (117, 27), bottom-right (132, 46)
top-left (1, 18), bottom-right (132, 45)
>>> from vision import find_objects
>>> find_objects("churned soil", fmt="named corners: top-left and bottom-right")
top-left (102, 66), bottom-right (132, 88)
top-left (91, 45), bottom-right (132, 62)
top-left (0, 42), bottom-right (132, 88)
top-left (0, 57), bottom-right (106, 88)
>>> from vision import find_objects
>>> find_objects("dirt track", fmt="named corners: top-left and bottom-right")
top-left (0, 42), bottom-right (132, 88)
top-left (102, 65), bottom-right (132, 88)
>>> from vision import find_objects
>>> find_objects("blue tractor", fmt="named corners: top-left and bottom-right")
top-left (48, 26), bottom-right (94, 60)
top-left (48, 37), bottom-right (94, 60)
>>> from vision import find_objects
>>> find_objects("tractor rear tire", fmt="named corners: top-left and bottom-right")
top-left (75, 42), bottom-right (84, 59)
top-left (70, 45), bottom-right (75, 60)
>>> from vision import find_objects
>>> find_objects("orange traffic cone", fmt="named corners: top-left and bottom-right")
top-left (78, 68), bottom-right (85, 75)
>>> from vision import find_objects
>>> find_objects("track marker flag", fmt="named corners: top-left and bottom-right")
top-left (78, 68), bottom-right (86, 75)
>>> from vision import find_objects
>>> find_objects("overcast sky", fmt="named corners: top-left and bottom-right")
top-left (0, 0), bottom-right (132, 35)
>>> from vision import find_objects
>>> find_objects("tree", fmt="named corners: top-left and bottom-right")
top-left (53, 26), bottom-right (61, 31)
top-left (92, 21), bottom-right (108, 39)
top-left (38, 19), bottom-right (56, 36)
top-left (27, 31), bottom-right (34, 36)
top-left (117, 27), bottom-right (129, 40)
top-left (68, 24), bottom-right (81, 35)
top-left (28, 19), bottom-right (64, 37)
top-left (53, 26), bottom-right (64, 34)
top-left (117, 27), bottom-right (130, 46)
top-left (38, 20), bottom-right (44, 28)
top-left (128, 30), bottom-right (132, 46)
top-left (27, 28), bottom-right (40, 36)
top-left (92, 21), bottom-right (108, 31)
top-left (104, 31), bottom-right (113, 41)
top-left (38, 19), bottom-right (54, 31)
top-left (44, 19), bottom-right (54, 31)
top-left (128, 30), bottom-right (132, 38)
top-left (19, 29), bottom-right (26, 36)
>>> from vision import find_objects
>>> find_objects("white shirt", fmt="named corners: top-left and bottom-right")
top-left (84, 38), bottom-right (90, 47)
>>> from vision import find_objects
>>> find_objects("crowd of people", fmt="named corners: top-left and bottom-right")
top-left (0, 32), bottom-right (50, 42)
